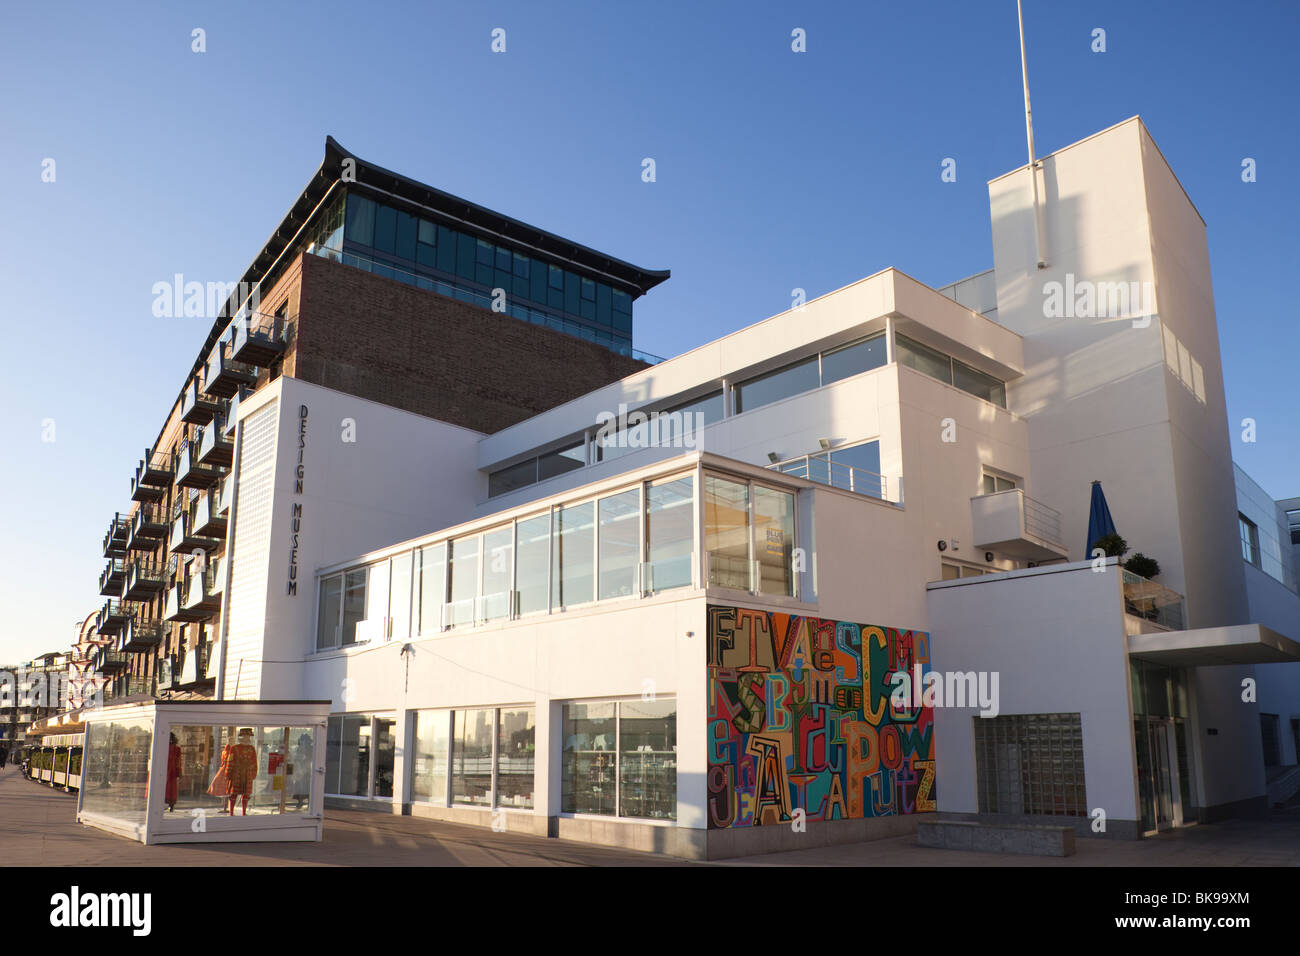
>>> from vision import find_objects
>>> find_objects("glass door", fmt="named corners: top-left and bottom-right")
top-left (374, 717), bottom-right (396, 798)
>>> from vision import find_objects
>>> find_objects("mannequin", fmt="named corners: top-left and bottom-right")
top-left (222, 728), bottom-right (258, 816)
top-left (165, 733), bottom-right (182, 811)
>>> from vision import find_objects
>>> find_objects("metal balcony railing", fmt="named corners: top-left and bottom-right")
top-left (180, 378), bottom-right (221, 425)
top-left (1122, 569), bottom-right (1186, 631)
top-left (231, 309), bottom-right (288, 366)
top-left (102, 513), bottom-right (129, 558)
top-left (768, 453), bottom-right (895, 502)
top-left (202, 340), bottom-right (256, 398)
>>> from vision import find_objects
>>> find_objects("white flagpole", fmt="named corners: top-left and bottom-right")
top-left (1018, 0), bottom-right (1049, 269)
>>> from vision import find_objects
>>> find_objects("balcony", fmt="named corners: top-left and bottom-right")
top-left (1122, 570), bottom-right (1186, 632)
top-left (769, 454), bottom-right (896, 502)
top-left (201, 340), bottom-right (256, 398)
top-left (182, 565), bottom-right (222, 614)
top-left (231, 310), bottom-right (287, 366)
top-left (223, 387), bottom-right (251, 439)
top-left (165, 582), bottom-right (209, 622)
top-left (121, 616), bottom-right (165, 652)
top-left (96, 601), bottom-right (131, 635)
top-left (194, 491), bottom-right (227, 538)
top-left (196, 415), bottom-right (234, 467)
top-left (99, 558), bottom-right (127, 597)
top-left (102, 513), bottom-right (129, 558)
top-left (169, 512), bottom-right (219, 555)
top-left (215, 475), bottom-right (233, 516)
top-left (174, 439), bottom-right (221, 489)
top-left (130, 452), bottom-right (172, 503)
top-left (126, 503), bottom-right (168, 551)
top-left (180, 378), bottom-right (222, 425)
top-left (177, 645), bottom-right (213, 687)
top-left (970, 489), bottom-right (1068, 563)
top-left (208, 555), bottom-right (225, 596)
top-left (98, 650), bottom-right (129, 674)
top-left (123, 559), bottom-right (166, 602)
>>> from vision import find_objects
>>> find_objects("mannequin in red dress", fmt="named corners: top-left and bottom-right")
top-left (165, 733), bottom-right (182, 811)
top-left (223, 728), bottom-right (258, 816)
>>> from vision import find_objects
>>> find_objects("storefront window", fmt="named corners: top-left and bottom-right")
top-left (81, 718), bottom-right (153, 823)
top-left (705, 475), bottom-right (750, 590)
top-left (496, 708), bottom-right (536, 809)
top-left (451, 708), bottom-right (494, 806)
top-left (561, 700), bottom-right (676, 820)
top-left (411, 710), bottom-right (450, 804)
top-left (752, 485), bottom-right (795, 596)
top-left (338, 716), bottom-right (370, 796)
top-left (374, 718), bottom-right (396, 799)
top-left (645, 476), bottom-right (694, 591)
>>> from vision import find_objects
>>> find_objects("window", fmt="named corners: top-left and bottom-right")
top-left (342, 569), bottom-right (367, 645)
top-left (514, 514), bottom-right (550, 616)
top-left (941, 560), bottom-right (984, 579)
top-left (344, 194), bottom-right (376, 247)
top-left (552, 501), bottom-right (595, 608)
top-left (481, 527), bottom-right (513, 622)
top-left (974, 713), bottom-right (1085, 816)
top-left (645, 476), bottom-right (694, 591)
top-left (447, 536), bottom-right (480, 628)
top-left (983, 471), bottom-right (1019, 495)
top-left (316, 568), bottom-right (368, 649)
top-left (411, 710), bottom-right (449, 804)
top-left (753, 485), bottom-right (796, 596)
top-left (538, 443), bottom-right (584, 480)
top-left (954, 359), bottom-right (1006, 407)
top-left (820, 333), bottom-right (888, 385)
top-left (895, 334), bottom-right (953, 385)
top-left (395, 211), bottom-right (417, 261)
top-left (489, 459), bottom-right (538, 498)
top-left (372, 203), bottom-right (397, 255)
top-left (451, 709), bottom-right (494, 806)
top-left (793, 440), bottom-right (883, 496)
top-left (598, 490), bottom-right (640, 600)
top-left (418, 543), bottom-right (446, 635)
top-left (561, 700), bottom-right (676, 820)
top-left (733, 356), bottom-right (820, 413)
top-left (705, 476), bottom-right (751, 590)
top-left (497, 708), bottom-right (536, 809)
top-left (389, 553), bottom-right (413, 641)
top-left (1240, 514), bottom-right (1261, 567)
top-left (317, 575), bottom-right (342, 649)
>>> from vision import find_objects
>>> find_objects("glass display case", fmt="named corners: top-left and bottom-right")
top-left (78, 699), bottom-right (331, 844)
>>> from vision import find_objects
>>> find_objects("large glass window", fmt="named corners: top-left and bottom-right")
top-left (342, 569), bottom-right (367, 646)
top-left (170, 725), bottom-right (316, 816)
top-left (81, 718), bottom-right (153, 823)
top-left (954, 359), bottom-right (1007, 407)
top-left (598, 490), bottom-right (641, 600)
top-left (481, 527), bottom-right (513, 622)
top-left (497, 708), bottom-right (536, 809)
top-left (820, 333), bottom-right (888, 385)
top-left (447, 536), bottom-right (480, 628)
top-left (344, 194), bottom-right (376, 247)
top-left (515, 514), bottom-right (550, 616)
top-left (828, 440), bottom-right (883, 496)
top-left (316, 568), bottom-right (369, 649)
top-left (317, 575), bottom-right (342, 649)
top-left (561, 700), bottom-right (676, 820)
top-left (411, 710), bottom-right (450, 804)
top-left (733, 356), bottom-right (820, 413)
top-left (538, 443), bottom-right (585, 480)
top-left (338, 716), bottom-right (370, 796)
top-left (389, 553), bottom-right (413, 641)
top-left (418, 543), bottom-right (446, 635)
top-left (705, 476), bottom-right (751, 590)
top-left (489, 459), bottom-right (537, 499)
top-left (645, 476), bottom-right (695, 592)
top-left (552, 501), bottom-right (595, 607)
top-left (1240, 514), bottom-right (1261, 567)
top-left (753, 485), bottom-right (796, 596)
top-left (374, 718), bottom-right (396, 798)
top-left (451, 709), bottom-right (494, 806)
top-left (895, 333), bottom-right (953, 384)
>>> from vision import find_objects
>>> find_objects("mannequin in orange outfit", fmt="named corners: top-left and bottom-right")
top-left (222, 728), bottom-right (258, 816)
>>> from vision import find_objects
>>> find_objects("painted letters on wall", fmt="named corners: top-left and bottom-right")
top-left (707, 605), bottom-right (935, 828)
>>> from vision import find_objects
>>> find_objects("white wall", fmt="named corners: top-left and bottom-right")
top-left (927, 562), bottom-right (1138, 824)
top-left (220, 377), bottom-right (485, 700)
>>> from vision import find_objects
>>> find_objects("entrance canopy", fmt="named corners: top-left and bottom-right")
top-left (1128, 623), bottom-right (1300, 666)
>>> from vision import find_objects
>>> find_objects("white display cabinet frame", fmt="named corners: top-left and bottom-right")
top-left (77, 699), bottom-right (331, 845)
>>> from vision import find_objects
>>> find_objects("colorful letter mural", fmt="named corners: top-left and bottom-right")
top-left (707, 605), bottom-right (936, 828)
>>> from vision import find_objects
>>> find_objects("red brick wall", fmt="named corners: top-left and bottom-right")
top-left (292, 253), bottom-right (649, 433)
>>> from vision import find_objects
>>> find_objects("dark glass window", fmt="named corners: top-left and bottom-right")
top-left (538, 443), bottom-right (585, 480)
top-left (418, 219), bottom-right (436, 245)
top-left (895, 334), bottom-right (953, 385)
top-left (457, 234), bottom-right (477, 281)
top-left (581, 277), bottom-right (596, 301)
top-left (596, 284), bottom-right (612, 325)
top-left (821, 333), bottom-right (888, 385)
top-left (612, 289), bottom-right (632, 314)
top-left (476, 240), bottom-right (495, 266)
top-left (513, 253), bottom-right (529, 278)
top-left (667, 390), bottom-right (724, 427)
top-left (373, 203), bottom-right (397, 255)
top-left (612, 309), bottom-right (632, 334)
top-left (488, 459), bottom-right (538, 498)
top-left (416, 241), bottom-right (437, 269)
top-left (395, 211), bottom-right (417, 261)
top-left (953, 359), bottom-right (1007, 408)
top-left (549, 265), bottom-right (564, 290)
top-left (548, 287), bottom-right (565, 310)
top-left (495, 246), bottom-right (512, 272)
top-left (530, 263), bottom-right (548, 303)
top-left (345, 194), bottom-right (376, 247)
top-left (437, 226), bottom-right (457, 273)
top-left (580, 298), bottom-right (596, 321)
top-left (494, 268), bottom-right (513, 292)
top-left (733, 356), bottom-right (820, 413)
top-left (564, 271), bottom-right (581, 316)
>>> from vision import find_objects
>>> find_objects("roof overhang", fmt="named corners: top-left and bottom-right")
top-left (1127, 623), bottom-right (1300, 666)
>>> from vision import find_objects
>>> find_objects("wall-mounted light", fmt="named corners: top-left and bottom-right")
top-left (818, 438), bottom-right (832, 450)
top-left (984, 552), bottom-right (994, 563)
top-left (767, 451), bottom-right (780, 463)
top-left (937, 540), bottom-right (948, 552)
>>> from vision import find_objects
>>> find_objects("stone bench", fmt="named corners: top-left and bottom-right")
top-left (918, 819), bottom-right (1075, 857)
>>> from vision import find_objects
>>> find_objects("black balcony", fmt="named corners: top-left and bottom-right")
top-left (201, 341), bottom-right (256, 398)
top-left (196, 416), bottom-right (234, 467)
top-left (98, 650), bottom-right (129, 674)
top-left (194, 491), bottom-right (227, 538)
top-left (175, 440), bottom-right (221, 490)
top-left (177, 645), bottom-right (214, 687)
top-left (96, 600), bottom-right (131, 635)
top-left (223, 387), bottom-right (251, 438)
top-left (231, 310), bottom-right (288, 366)
top-left (131, 452), bottom-right (172, 503)
top-left (126, 504), bottom-right (168, 551)
top-left (182, 565), bottom-right (222, 614)
top-left (180, 378), bottom-right (222, 425)
top-left (169, 513), bottom-right (219, 555)
top-left (164, 584), bottom-right (209, 623)
top-left (102, 513), bottom-right (129, 558)
top-left (121, 615), bottom-right (166, 652)
top-left (124, 560), bottom-right (166, 601)
top-left (99, 558), bottom-right (127, 597)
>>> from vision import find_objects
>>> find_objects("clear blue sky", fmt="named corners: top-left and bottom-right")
top-left (1, 0), bottom-right (1296, 662)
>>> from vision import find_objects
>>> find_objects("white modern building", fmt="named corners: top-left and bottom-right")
top-left (178, 117), bottom-right (1297, 857)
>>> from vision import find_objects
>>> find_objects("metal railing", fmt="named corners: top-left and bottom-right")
top-left (768, 454), bottom-right (893, 502)
top-left (1021, 492), bottom-right (1063, 546)
top-left (1121, 569), bottom-right (1186, 630)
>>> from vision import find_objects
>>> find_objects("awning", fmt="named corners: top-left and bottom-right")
top-left (1128, 623), bottom-right (1300, 666)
